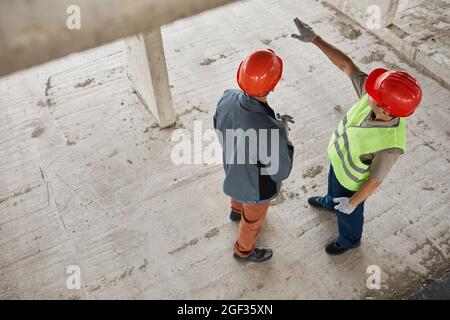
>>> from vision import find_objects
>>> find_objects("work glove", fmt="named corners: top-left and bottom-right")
top-left (333, 197), bottom-right (356, 215)
top-left (291, 18), bottom-right (317, 43)
top-left (276, 113), bottom-right (295, 137)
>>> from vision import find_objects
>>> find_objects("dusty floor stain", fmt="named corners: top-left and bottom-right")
top-left (169, 238), bottom-right (199, 255)
top-left (205, 228), bottom-right (219, 239)
top-left (200, 58), bottom-right (217, 66)
top-left (360, 50), bottom-right (386, 64)
top-left (336, 21), bottom-right (362, 40)
top-left (31, 126), bottom-right (45, 138)
top-left (303, 165), bottom-right (323, 178)
top-left (75, 78), bottom-right (95, 88)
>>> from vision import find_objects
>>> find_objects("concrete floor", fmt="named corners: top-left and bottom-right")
top-left (410, 273), bottom-right (450, 299)
top-left (0, 0), bottom-right (449, 299)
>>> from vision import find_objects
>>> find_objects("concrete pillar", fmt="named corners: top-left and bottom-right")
top-left (125, 30), bottom-right (176, 128)
top-left (0, 0), bottom-right (236, 77)
top-left (381, 0), bottom-right (400, 27)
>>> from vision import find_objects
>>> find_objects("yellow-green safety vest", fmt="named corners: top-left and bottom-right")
top-left (327, 94), bottom-right (406, 191)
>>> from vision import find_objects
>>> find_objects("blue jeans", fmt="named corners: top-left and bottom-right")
top-left (320, 165), bottom-right (364, 248)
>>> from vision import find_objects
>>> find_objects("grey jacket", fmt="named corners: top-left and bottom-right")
top-left (213, 89), bottom-right (294, 203)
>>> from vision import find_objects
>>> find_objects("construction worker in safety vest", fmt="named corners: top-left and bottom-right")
top-left (214, 49), bottom-right (295, 262)
top-left (291, 18), bottom-right (423, 255)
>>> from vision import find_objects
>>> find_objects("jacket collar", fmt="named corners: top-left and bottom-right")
top-left (238, 92), bottom-right (276, 119)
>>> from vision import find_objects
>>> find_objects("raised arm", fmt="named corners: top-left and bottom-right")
top-left (291, 17), bottom-right (359, 77)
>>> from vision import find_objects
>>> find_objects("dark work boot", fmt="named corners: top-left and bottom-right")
top-left (325, 239), bottom-right (361, 256)
top-left (308, 196), bottom-right (324, 208)
top-left (229, 210), bottom-right (242, 222)
top-left (233, 247), bottom-right (273, 263)
top-left (308, 196), bottom-right (334, 214)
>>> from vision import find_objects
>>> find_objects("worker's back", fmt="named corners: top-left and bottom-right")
top-left (213, 89), bottom-right (294, 203)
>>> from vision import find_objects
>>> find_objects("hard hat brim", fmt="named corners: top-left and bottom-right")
top-left (365, 68), bottom-right (389, 108)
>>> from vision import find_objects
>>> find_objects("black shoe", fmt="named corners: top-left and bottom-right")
top-left (308, 196), bottom-right (335, 214)
top-left (325, 239), bottom-right (360, 256)
top-left (308, 196), bottom-right (324, 208)
top-left (233, 247), bottom-right (273, 263)
top-left (230, 210), bottom-right (242, 222)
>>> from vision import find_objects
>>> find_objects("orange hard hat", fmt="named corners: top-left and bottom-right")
top-left (237, 49), bottom-right (283, 97)
top-left (365, 68), bottom-right (423, 117)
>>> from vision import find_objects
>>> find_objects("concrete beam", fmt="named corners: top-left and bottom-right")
top-left (125, 31), bottom-right (176, 128)
top-left (324, 0), bottom-right (400, 28)
top-left (0, 0), bottom-right (236, 76)
top-left (344, 0), bottom-right (399, 27)
top-left (322, 0), bottom-right (450, 89)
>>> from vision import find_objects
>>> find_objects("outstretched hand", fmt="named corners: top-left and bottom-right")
top-left (291, 17), bottom-right (317, 43)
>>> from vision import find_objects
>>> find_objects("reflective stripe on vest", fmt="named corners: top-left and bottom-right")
top-left (327, 94), bottom-right (406, 191)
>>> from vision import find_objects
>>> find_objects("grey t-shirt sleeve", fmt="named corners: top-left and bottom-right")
top-left (369, 148), bottom-right (403, 182)
top-left (350, 69), bottom-right (368, 98)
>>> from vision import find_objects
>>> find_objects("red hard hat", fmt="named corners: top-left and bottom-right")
top-left (365, 68), bottom-right (423, 117)
top-left (237, 49), bottom-right (283, 97)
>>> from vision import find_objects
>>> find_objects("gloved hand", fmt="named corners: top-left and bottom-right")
top-left (333, 197), bottom-right (356, 214)
top-left (276, 113), bottom-right (295, 137)
top-left (291, 18), bottom-right (317, 43)
top-left (276, 113), bottom-right (295, 124)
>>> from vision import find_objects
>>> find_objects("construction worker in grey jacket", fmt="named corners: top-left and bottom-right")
top-left (214, 49), bottom-right (294, 263)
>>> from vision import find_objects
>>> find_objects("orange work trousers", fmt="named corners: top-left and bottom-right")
top-left (231, 198), bottom-right (270, 258)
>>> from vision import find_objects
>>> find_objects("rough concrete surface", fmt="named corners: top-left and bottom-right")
top-left (0, 0), bottom-right (449, 299)
top-left (395, 0), bottom-right (450, 72)
top-left (322, 0), bottom-right (450, 89)
top-left (409, 273), bottom-right (450, 299)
